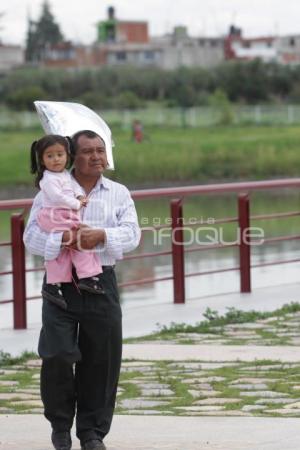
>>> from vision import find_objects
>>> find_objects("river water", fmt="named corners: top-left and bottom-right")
top-left (1, 189), bottom-right (300, 308)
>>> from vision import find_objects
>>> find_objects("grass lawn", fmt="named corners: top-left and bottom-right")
top-left (124, 302), bottom-right (300, 345)
top-left (1, 124), bottom-right (300, 188)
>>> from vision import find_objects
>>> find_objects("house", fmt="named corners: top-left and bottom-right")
top-left (0, 44), bottom-right (24, 72)
top-left (43, 41), bottom-right (98, 68)
top-left (153, 26), bottom-right (224, 69)
top-left (94, 6), bottom-right (162, 66)
top-left (43, 7), bottom-right (224, 70)
top-left (224, 25), bottom-right (277, 62)
top-left (41, 11), bottom-right (300, 70)
top-left (277, 35), bottom-right (300, 65)
top-left (224, 25), bottom-right (300, 65)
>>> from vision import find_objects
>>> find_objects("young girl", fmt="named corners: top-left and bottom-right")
top-left (30, 134), bottom-right (103, 308)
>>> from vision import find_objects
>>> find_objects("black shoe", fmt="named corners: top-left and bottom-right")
top-left (81, 440), bottom-right (106, 450)
top-left (78, 275), bottom-right (105, 294)
top-left (42, 284), bottom-right (67, 309)
top-left (51, 431), bottom-right (72, 450)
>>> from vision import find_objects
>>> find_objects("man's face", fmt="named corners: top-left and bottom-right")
top-left (74, 135), bottom-right (108, 177)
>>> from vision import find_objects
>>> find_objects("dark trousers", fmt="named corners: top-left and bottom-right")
top-left (38, 267), bottom-right (122, 444)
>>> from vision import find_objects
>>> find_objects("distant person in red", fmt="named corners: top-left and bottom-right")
top-left (132, 120), bottom-right (144, 143)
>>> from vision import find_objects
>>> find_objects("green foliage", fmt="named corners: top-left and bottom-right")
top-left (140, 302), bottom-right (300, 340)
top-left (3, 125), bottom-right (300, 186)
top-left (289, 82), bottom-right (300, 102)
top-left (6, 86), bottom-right (48, 110)
top-left (1, 60), bottom-right (300, 109)
top-left (215, 60), bottom-right (269, 103)
top-left (0, 350), bottom-right (37, 367)
top-left (172, 84), bottom-right (197, 107)
top-left (113, 91), bottom-right (145, 110)
top-left (203, 308), bottom-right (219, 321)
top-left (2, 355), bottom-right (300, 416)
top-left (77, 91), bottom-right (113, 110)
top-left (201, 303), bottom-right (300, 327)
top-left (209, 89), bottom-right (234, 125)
top-left (25, 0), bottom-right (64, 62)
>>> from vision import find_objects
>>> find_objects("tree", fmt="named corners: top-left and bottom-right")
top-left (6, 86), bottom-right (48, 110)
top-left (209, 89), bottom-right (234, 125)
top-left (25, 1), bottom-right (64, 62)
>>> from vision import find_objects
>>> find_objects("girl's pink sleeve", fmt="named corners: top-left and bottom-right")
top-left (41, 174), bottom-right (81, 210)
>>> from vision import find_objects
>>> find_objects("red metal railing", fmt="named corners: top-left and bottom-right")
top-left (11, 213), bottom-right (27, 329)
top-left (1, 178), bottom-right (300, 329)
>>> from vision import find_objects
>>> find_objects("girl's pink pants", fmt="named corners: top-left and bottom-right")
top-left (37, 208), bottom-right (102, 284)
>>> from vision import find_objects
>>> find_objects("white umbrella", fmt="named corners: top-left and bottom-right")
top-left (34, 101), bottom-right (114, 169)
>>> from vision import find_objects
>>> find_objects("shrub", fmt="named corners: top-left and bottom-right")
top-left (209, 88), bottom-right (234, 125)
top-left (113, 91), bottom-right (145, 110)
top-left (76, 91), bottom-right (113, 110)
top-left (6, 86), bottom-right (48, 111)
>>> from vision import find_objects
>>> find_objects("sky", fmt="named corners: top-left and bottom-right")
top-left (2, 0), bottom-right (300, 46)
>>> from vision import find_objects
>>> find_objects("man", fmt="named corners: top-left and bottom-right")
top-left (24, 130), bottom-right (141, 450)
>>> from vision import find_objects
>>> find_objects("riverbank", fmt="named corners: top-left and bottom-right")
top-left (2, 125), bottom-right (300, 188)
top-left (1, 178), bottom-right (300, 201)
top-left (0, 179), bottom-right (210, 200)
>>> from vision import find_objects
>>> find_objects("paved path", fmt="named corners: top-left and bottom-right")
top-left (123, 343), bottom-right (300, 361)
top-left (1, 415), bottom-right (300, 450)
top-left (1, 283), bottom-right (300, 449)
top-left (2, 282), bottom-right (300, 356)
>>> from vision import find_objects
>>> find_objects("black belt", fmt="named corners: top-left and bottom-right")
top-left (102, 265), bottom-right (115, 271)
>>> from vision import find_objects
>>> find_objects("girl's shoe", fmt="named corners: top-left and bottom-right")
top-left (78, 276), bottom-right (105, 294)
top-left (42, 284), bottom-right (67, 309)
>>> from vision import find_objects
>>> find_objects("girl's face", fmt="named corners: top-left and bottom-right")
top-left (42, 143), bottom-right (68, 172)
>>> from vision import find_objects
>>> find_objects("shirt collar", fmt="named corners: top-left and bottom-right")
top-left (91, 175), bottom-right (110, 192)
top-left (99, 175), bottom-right (110, 190)
top-left (71, 171), bottom-right (110, 192)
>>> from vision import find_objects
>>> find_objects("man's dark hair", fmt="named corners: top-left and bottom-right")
top-left (71, 130), bottom-right (104, 155)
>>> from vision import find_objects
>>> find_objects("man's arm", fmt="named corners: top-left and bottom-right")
top-left (23, 192), bottom-right (63, 261)
top-left (103, 186), bottom-right (141, 259)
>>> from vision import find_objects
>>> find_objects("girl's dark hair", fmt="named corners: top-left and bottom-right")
top-left (30, 134), bottom-right (74, 188)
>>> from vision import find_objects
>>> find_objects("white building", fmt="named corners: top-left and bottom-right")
top-left (277, 35), bottom-right (300, 65)
top-left (102, 26), bottom-right (224, 70)
top-left (225, 26), bottom-right (300, 66)
top-left (0, 44), bottom-right (24, 72)
top-left (153, 28), bottom-right (224, 69)
top-left (230, 38), bottom-right (277, 62)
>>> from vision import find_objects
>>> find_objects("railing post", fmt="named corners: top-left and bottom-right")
top-left (238, 193), bottom-right (251, 293)
top-left (171, 199), bottom-right (185, 303)
top-left (11, 213), bottom-right (27, 329)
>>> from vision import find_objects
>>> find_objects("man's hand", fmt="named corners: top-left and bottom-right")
top-left (71, 224), bottom-right (106, 250)
top-left (62, 228), bottom-right (78, 247)
top-left (77, 195), bottom-right (88, 208)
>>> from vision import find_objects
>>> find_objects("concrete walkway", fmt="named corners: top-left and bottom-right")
top-left (123, 343), bottom-right (300, 362)
top-left (1, 414), bottom-right (300, 450)
top-left (1, 283), bottom-right (300, 449)
top-left (1, 282), bottom-right (300, 356)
